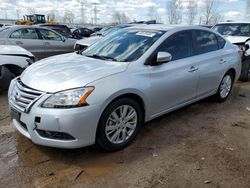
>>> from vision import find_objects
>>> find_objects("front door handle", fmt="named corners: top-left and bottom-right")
top-left (16, 41), bottom-right (23, 45)
top-left (44, 42), bottom-right (50, 46)
top-left (188, 66), bottom-right (198, 72)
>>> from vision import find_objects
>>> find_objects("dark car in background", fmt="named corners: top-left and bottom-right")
top-left (74, 24), bottom-right (135, 51)
top-left (39, 24), bottom-right (78, 39)
top-left (73, 27), bottom-right (94, 38)
top-left (92, 27), bottom-right (103, 32)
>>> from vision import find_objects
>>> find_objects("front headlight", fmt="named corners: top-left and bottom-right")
top-left (41, 87), bottom-right (94, 108)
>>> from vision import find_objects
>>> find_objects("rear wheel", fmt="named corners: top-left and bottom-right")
top-left (214, 71), bottom-right (234, 102)
top-left (97, 98), bottom-right (143, 151)
top-left (239, 59), bottom-right (250, 82)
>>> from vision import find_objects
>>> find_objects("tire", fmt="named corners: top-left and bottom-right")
top-left (97, 98), bottom-right (143, 152)
top-left (239, 59), bottom-right (250, 82)
top-left (0, 66), bottom-right (14, 93)
top-left (214, 71), bottom-right (234, 103)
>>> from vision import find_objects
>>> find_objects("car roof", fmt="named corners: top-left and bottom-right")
top-left (216, 21), bottom-right (250, 24)
top-left (126, 24), bottom-right (212, 32)
top-left (3, 25), bottom-right (46, 30)
top-left (0, 25), bottom-right (63, 38)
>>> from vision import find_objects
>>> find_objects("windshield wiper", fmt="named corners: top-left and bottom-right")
top-left (86, 54), bottom-right (118, 61)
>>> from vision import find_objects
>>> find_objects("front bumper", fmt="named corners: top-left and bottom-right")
top-left (8, 82), bottom-right (102, 149)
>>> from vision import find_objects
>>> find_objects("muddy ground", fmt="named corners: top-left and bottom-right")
top-left (0, 82), bottom-right (250, 188)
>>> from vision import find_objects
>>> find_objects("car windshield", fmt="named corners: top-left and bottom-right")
top-left (213, 23), bottom-right (250, 37)
top-left (102, 27), bottom-right (122, 36)
top-left (82, 29), bottom-right (165, 62)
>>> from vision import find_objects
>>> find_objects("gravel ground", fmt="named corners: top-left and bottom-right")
top-left (0, 82), bottom-right (249, 188)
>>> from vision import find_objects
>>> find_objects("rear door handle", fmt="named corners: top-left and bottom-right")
top-left (44, 42), bottom-right (50, 46)
top-left (188, 66), bottom-right (198, 72)
top-left (16, 41), bottom-right (23, 45)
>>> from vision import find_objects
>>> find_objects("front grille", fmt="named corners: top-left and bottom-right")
top-left (10, 79), bottom-right (44, 112)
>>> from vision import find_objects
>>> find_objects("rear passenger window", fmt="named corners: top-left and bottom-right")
top-left (217, 35), bottom-right (226, 49)
top-left (195, 30), bottom-right (218, 54)
top-left (158, 31), bottom-right (193, 61)
top-left (10, 29), bottom-right (39, 39)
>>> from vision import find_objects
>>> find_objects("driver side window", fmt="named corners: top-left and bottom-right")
top-left (158, 31), bottom-right (193, 61)
top-left (39, 29), bottom-right (62, 41)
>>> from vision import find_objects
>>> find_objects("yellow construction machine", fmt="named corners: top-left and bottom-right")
top-left (16, 14), bottom-right (56, 25)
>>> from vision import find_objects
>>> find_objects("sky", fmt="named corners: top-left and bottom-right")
top-left (0, 0), bottom-right (248, 24)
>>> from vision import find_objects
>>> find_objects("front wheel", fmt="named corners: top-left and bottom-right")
top-left (96, 98), bottom-right (143, 151)
top-left (239, 59), bottom-right (250, 82)
top-left (214, 72), bottom-right (234, 102)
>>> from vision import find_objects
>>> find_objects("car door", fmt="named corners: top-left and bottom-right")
top-left (148, 30), bottom-right (199, 116)
top-left (7, 28), bottom-right (45, 59)
top-left (37, 28), bottom-right (68, 57)
top-left (193, 30), bottom-right (227, 97)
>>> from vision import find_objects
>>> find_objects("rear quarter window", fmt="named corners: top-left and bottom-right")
top-left (195, 30), bottom-right (218, 55)
top-left (217, 35), bottom-right (226, 49)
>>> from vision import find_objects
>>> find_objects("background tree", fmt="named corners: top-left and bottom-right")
top-left (202, 0), bottom-right (222, 25)
top-left (186, 0), bottom-right (198, 25)
top-left (63, 10), bottom-right (75, 23)
top-left (112, 11), bottom-right (130, 24)
top-left (166, 0), bottom-right (183, 24)
top-left (147, 6), bottom-right (161, 22)
top-left (47, 10), bottom-right (56, 22)
top-left (26, 7), bottom-right (36, 15)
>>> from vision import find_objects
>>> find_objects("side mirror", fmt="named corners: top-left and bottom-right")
top-left (157, 52), bottom-right (172, 64)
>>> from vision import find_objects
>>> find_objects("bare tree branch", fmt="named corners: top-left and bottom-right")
top-left (186, 0), bottom-right (198, 25)
top-left (202, 0), bottom-right (222, 25)
top-left (166, 0), bottom-right (183, 24)
top-left (112, 11), bottom-right (130, 24)
top-left (147, 6), bottom-right (161, 23)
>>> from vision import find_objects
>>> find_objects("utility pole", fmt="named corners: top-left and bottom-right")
top-left (92, 2), bottom-right (99, 25)
top-left (78, 0), bottom-right (85, 24)
top-left (246, 0), bottom-right (250, 20)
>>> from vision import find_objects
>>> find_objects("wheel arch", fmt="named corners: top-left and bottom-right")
top-left (100, 90), bottom-right (148, 123)
top-left (3, 64), bottom-right (24, 76)
top-left (226, 68), bottom-right (236, 82)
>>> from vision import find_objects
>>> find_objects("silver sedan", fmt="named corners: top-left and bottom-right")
top-left (0, 26), bottom-right (76, 59)
top-left (8, 25), bottom-right (241, 151)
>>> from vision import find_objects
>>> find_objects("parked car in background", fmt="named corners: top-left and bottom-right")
top-left (213, 21), bottom-right (250, 81)
top-left (0, 45), bottom-right (35, 92)
top-left (0, 26), bottom-right (76, 59)
top-left (0, 23), bottom-right (13, 27)
top-left (199, 25), bottom-right (213, 28)
top-left (74, 24), bottom-right (135, 51)
top-left (73, 27), bottom-right (94, 38)
top-left (39, 24), bottom-right (78, 39)
top-left (92, 27), bottom-right (103, 32)
top-left (39, 24), bottom-right (71, 34)
top-left (8, 25), bottom-right (241, 151)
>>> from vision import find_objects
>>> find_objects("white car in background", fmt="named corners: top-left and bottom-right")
top-left (213, 21), bottom-right (250, 81)
top-left (0, 45), bottom-right (35, 92)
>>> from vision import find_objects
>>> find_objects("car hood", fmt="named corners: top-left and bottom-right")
top-left (21, 53), bottom-right (128, 93)
top-left (0, 45), bottom-right (34, 57)
top-left (225, 36), bottom-right (250, 44)
top-left (76, 36), bottom-right (103, 46)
